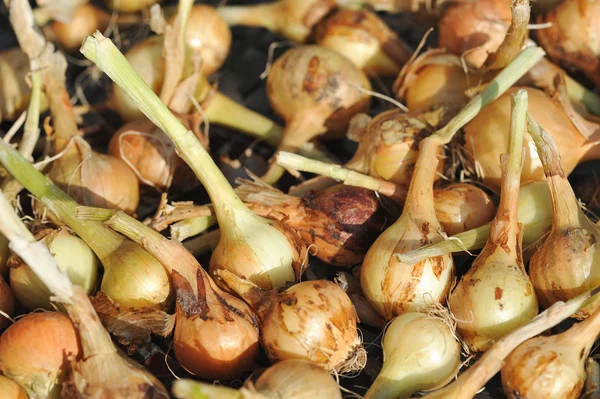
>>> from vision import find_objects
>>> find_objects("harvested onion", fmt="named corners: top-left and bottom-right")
top-left (0, 375), bottom-right (27, 399)
top-left (219, 269), bottom-right (366, 374)
top-left (8, 228), bottom-right (98, 311)
top-left (0, 273), bottom-right (14, 330)
top-left (101, 0), bottom-right (162, 13)
top-left (434, 183), bottom-right (496, 236)
top-left (449, 90), bottom-right (538, 353)
top-left (365, 312), bottom-right (461, 399)
top-left (0, 312), bottom-right (80, 399)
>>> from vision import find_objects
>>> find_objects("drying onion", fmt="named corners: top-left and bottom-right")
top-left (219, 270), bottom-right (366, 374)
top-left (0, 273), bottom-right (14, 330)
top-left (449, 90), bottom-right (538, 353)
top-left (0, 312), bottom-right (80, 399)
top-left (0, 375), bottom-right (27, 399)
top-left (365, 312), bottom-right (461, 399)
top-left (8, 228), bottom-right (98, 311)
top-left (434, 183), bottom-right (496, 236)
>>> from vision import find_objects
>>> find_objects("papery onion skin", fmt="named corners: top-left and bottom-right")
top-left (434, 183), bottom-right (497, 236)
top-left (0, 375), bottom-right (28, 399)
top-left (101, 0), bottom-right (162, 13)
top-left (537, 0), bottom-right (600, 91)
top-left (0, 274), bottom-right (14, 330)
top-left (0, 312), bottom-right (81, 399)
top-left (438, 0), bottom-right (512, 68)
top-left (8, 228), bottom-right (98, 311)
top-left (167, 4), bottom-right (231, 76)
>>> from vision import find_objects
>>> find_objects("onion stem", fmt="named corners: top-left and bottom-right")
top-left (20, 66), bottom-right (41, 161)
top-left (172, 380), bottom-right (242, 399)
top-left (484, 0), bottom-right (529, 71)
top-left (171, 216), bottom-right (217, 241)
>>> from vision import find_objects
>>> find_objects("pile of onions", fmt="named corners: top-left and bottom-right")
top-left (173, 359), bottom-right (342, 399)
top-left (219, 269), bottom-right (366, 374)
top-left (434, 183), bottom-right (496, 236)
top-left (8, 228), bottom-right (98, 311)
top-left (84, 31), bottom-right (307, 291)
top-left (365, 312), bottom-right (461, 399)
top-left (501, 306), bottom-right (600, 399)
top-left (0, 274), bottom-right (14, 330)
top-left (449, 90), bottom-right (538, 353)
top-left (537, 0), bottom-right (600, 91)
top-left (527, 112), bottom-right (600, 318)
top-left (0, 312), bottom-right (80, 398)
top-left (0, 375), bottom-right (27, 399)
top-left (217, 0), bottom-right (337, 42)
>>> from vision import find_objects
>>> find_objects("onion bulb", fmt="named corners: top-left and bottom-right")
top-left (0, 273), bottom-right (14, 330)
top-left (434, 183), bottom-right (496, 236)
top-left (217, 0), bottom-right (337, 43)
top-left (536, 0), bottom-right (600, 91)
top-left (8, 228), bottom-right (98, 311)
top-left (219, 270), bottom-right (366, 374)
top-left (501, 306), bottom-right (600, 399)
top-left (0, 312), bottom-right (81, 399)
top-left (173, 359), bottom-right (342, 399)
top-left (464, 86), bottom-right (600, 189)
top-left (100, 0), bottom-right (162, 13)
top-left (527, 113), bottom-right (600, 319)
top-left (313, 8), bottom-right (413, 77)
top-left (365, 312), bottom-right (461, 399)
top-left (437, 0), bottom-right (512, 68)
top-left (449, 90), bottom-right (538, 353)
top-left (0, 375), bottom-right (27, 399)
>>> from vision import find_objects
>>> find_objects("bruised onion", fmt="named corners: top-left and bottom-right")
top-left (434, 183), bottom-right (496, 236)
top-left (537, 0), bottom-right (600, 91)
top-left (313, 8), bottom-right (413, 77)
top-left (219, 270), bottom-right (366, 374)
top-left (0, 273), bottom-right (14, 330)
top-left (365, 312), bottom-right (461, 399)
top-left (8, 228), bottom-right (98, 311)
top-left (527, 113), bottom-right (600, 319)
top-left (0, 312), bottom-right (80, 399)
top-left (501, 306), bottom-right (600, 399)
top-left (217, 0), bottom-right (337, 42)
top-left (0, 375), bottom-right (27, 399)
top-left (449, 90), bottom-right (538, 353)
top-left (173, 359), bottom-right (343, 399)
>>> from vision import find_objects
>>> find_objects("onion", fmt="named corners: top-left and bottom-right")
top-left (365, 312), bottom-right (461, 399)
top-left (0, 273), bottom-right (14, 330)
top-left (536, 0), bottom-right (600, 91)
top-left (313, 8), bottom-right (412, 77)
top-left (0, 375), bottom-right (28, 399)
top-left (219, 269), bottom-right (366, 374)
top-left (0, 312), bottom-right (80, 399)
top-left (449, 90), bottom-right (538, 353)
top-left (527, 113), bottom-right (600, 319)
top-left (464, 85), bottom-right (600, 189)
top-left (263, 45), bottom-right (371, 181)
top-left (100, 0), bottom-right (162, 13)
top-left (434, 183), bottom-right (496, 236)
top-left (501, 306), bottom-right (600, 399)
top-left (84, 32), bottom-right (308, 291)
top-left (217, 0), bottom-right (337, 42)
top-left (8, 228), bottom-right (98, 311)
top-left (173, 359), bottom-right (342, 399)
top-left (437, 0), bottom-right (512, 69)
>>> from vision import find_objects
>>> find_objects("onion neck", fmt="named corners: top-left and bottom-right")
top-left (401, 137), bottom-right (439, 216)
top-left (559, 307), bottom-right (600, 353)
top-left (217, 269), bottom-right (273, 320)
top-left (217, 3), bottom-right (278, 32)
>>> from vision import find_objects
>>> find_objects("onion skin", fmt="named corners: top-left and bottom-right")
top-left (166, 4), bottom-right (231, 76)
top-left (314, 9), bottom-right (412, 77)
top-left (438, 0), bottom-right (512, 68)
top-left (101, 0), bottom-right (162, 13)
top-left (434, 183), bottom-right (496, 236)
top-left (0, 375), bottom-right (28, 399)
top-left (537, 0), bottom-right (600, 91)
top-left (0, 274), bottom-right (14, 330)
top-left (0, 312), bottom-right (81, 399)
top-left (219, 270), bottom-right (365, 374)
top-left (51, 4), bottom-right (112, 53)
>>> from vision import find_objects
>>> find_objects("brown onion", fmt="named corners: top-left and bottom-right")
top-left (101, 0), bottom-right (162, 13)
top-left (0, 375), bottom-right (28, 399)
top-left (0, 273), bottom-right (14, 330)
top-left (219, 270), bottom-right (366, 374)
top-left (0, 312), bottom-right (81, 399)
top-left (434, 183), bottom-right (496, 236)
top-left (537, 0), bottom-right (600, 91)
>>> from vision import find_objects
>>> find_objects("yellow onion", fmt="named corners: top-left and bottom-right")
top-left (0, 312), bottom-right (81, 399)
top-left (501, 306), bottom-right (600, 399)
top-left (464, 86), bottom-right (600, 189)
top-left (313, 8), bottom-right (412, 77)
top-left (0, 273), bottom-right (14, 330)
top-left (8, 228), bottom-right (98, 311)
top-left (100, 0), bottom-right (162, 13)
top-left (219, 270), bottom-right (366, 374)
top-left (365, 312), bottom-right (461, 399)
top-left (537, 0), bottom-right (600, 90)
top-left (434, 183), bottom-right (496, 236)
top-left (0, 375), bottom-right (28, 399)
top-left (173, 359), bottom-right (343, 399)
top-left (0, 48), bottom-right (48, 122)
top-left (437, 0), bottom-right (512, 68)
top-left (449, 90), bottom-right (538, 353)
top-left (166, 4), bottom-right (231, 76)
top-left (217, 0), bottom-right (337, 43)
top-left (527, 113), bottom-right (600, 319)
